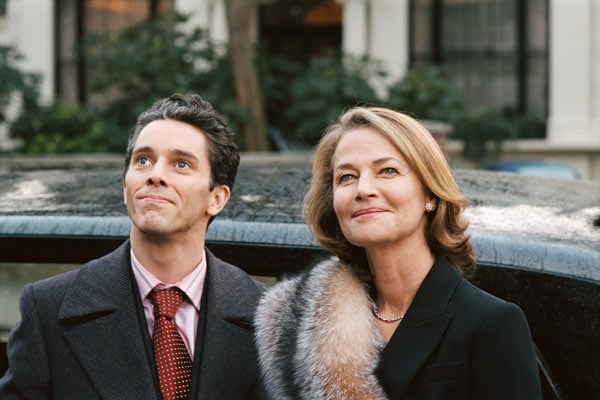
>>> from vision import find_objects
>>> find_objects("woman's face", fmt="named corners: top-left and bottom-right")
top-left (331, 127), bottom-right (433, 251)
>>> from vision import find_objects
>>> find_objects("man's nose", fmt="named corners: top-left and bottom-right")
top-left (146, 161), bottom-right (167, 186)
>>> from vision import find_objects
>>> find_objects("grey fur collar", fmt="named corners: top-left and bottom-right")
top-left (255, 258), bottom-right (388, 399)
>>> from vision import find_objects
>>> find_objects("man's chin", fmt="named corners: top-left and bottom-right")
top-left (140, 226), bottom-right (172, 237)
top-left (132, 216), bottom-right (174, 237)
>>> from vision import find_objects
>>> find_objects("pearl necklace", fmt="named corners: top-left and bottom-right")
top-left (371, 303), bottom-right (404, 323)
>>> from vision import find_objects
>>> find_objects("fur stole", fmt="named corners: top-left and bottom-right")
top-left (255, 257), bottom-right (388, 400)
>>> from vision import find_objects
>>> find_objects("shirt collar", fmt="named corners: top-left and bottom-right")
top-left (130, 248), bottom-right (206, 310)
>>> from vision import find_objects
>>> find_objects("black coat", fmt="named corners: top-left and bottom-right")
top-left (0, 241), bottom-right (266, 399)
top-left (255, 256), bottom-right (541, 399)
top-left (376, 256), bottom-right (541, 399)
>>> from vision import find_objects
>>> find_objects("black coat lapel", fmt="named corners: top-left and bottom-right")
top-left (189, 279), bottom-right (208, 400)
top-left (196, 250), bottom-right (263, 399)
top-left (375, 257), bottom-right (461, 398)
top-left (58, 241), bottom-right (158, 400)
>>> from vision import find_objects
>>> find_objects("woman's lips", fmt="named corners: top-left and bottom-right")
top-left (353, 208), bottom-right (385, 218)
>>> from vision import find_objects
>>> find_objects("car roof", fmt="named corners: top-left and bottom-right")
top-left (1, 153), bottom-right (599, 282)
top-left (485, 159), bottom-right (580, 179)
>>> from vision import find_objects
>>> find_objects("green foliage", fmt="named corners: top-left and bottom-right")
top-left (5, 12), bottom-right (545, 156)
top-left (9, 102), bottom-right (108, 154)
top-left (453, 108), bottom-right (517, 165)
top-left (385, 65), bottom-right (466, 123)
top-left (282, 52), bottom-right (385, 145)
top-left (256, 48), bottom-right (304, 142)
top-left (502, 108), bottom-right (546, 139)
top-left (0, 45), bottom-right (40, 124)
top-left (384, 66), bottom-right (548, 165)
top-left (453, 106), bottom-right (547, 165)
top-left (84, 13), bottom-right (245, 150)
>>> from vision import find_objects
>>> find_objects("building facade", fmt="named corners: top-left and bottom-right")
top-left (1, 0), bottom-right (599, 178)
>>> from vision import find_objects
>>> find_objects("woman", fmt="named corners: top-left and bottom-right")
top-left (255, 106), bottom-right (541, 399)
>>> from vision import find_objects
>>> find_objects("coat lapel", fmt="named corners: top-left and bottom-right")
top-left (375, 257), bottom-right (461, 398)
top-left (58, 241), bottom-right (158, 400)
top-left (196, 250), bottom-right (262, 399)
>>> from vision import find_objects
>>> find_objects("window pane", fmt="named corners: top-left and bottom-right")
top-left (85, 0), bottom-right (150, 33)
top-left (526, 0), bottom-right (548, 116)
top-left (411, 0), bottom-right (433, 60)
top-left (410, 0), bottom-right (548, 119)
top-left (443, 0), bottom-right (517, 113)
top-left (82, 0), bottom-right (174, 106)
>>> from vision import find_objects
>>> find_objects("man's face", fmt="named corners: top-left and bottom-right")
top-left (123, 119), bottom-right (229, 240)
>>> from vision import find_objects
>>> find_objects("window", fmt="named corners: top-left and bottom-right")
top-left (410, 0), bottom-right (548, 119)
top-left (259, 0), bottom-right (342, 62)
top-left (55, 0), bottom-right (173, 104)
top-left (84, 0), bottom-right (171, 33)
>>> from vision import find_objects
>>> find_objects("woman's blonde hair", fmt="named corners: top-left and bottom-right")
top-left (303, 106), bottom-right (475, 277)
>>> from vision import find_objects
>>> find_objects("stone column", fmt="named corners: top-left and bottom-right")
top-left (342, 0), bottom-right (369, 55)
top-left (0, 0), bottom-right (55, 103)
top-left (177, 0), bottom-right (228, 43)
top-left (368, 0), bottom-right (409, 83)
top-left (547, 0), bottom-right (598, 146)
top-left (342, 0), bottom-right (409, 93)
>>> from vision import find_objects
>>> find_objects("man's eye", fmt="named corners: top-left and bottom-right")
top-left (177, 160), bottom-right (189, 168)
top-left (138, 156), bottom-right (149, 165)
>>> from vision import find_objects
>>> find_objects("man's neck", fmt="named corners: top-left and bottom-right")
top-left (130, 230), bottom-right (206, 284)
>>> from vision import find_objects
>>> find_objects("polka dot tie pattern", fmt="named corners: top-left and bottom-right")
top-left (150, 288), bottom-right (193, 400)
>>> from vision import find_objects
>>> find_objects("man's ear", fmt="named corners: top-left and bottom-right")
top-left (207, 184), bottom-right (231, 217)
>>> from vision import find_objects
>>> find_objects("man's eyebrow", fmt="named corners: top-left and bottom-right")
top-left (171, 149), bottom-right (200, 161)
top-left (132, 146), bottom-right (153, 155)
top-left (132, 146), bottom-right (200, 162)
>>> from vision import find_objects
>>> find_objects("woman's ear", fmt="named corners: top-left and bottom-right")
top-left (424, 195), bottom-right (437, 213)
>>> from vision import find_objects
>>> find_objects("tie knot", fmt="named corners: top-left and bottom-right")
top-left (150, 288), bottom-right (184, 320)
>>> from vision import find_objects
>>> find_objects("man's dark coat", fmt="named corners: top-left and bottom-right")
top-left (0, 241), bottom-right (265, 399)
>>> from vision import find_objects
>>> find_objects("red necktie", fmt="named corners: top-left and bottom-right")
top-left (150, 288), bottom-right (193, 400)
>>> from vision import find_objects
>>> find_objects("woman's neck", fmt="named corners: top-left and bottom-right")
top-left (367, 242), bottom-right (435, 316)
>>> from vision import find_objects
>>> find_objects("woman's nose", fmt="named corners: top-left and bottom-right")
top-left (355, 175), bottom-right (377, 199)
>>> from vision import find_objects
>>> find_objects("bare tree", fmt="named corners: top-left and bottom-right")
top-left (225, 0), bottom-right (270, 151)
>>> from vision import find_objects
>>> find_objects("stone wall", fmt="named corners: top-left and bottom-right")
top-left (447, 140), bottom-right (600, 181)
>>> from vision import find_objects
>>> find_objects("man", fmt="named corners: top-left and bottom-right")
top-left (0, 94), bottom-right (266, 399)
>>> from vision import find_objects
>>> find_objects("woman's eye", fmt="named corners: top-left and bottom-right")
top-left (338, 174), bottom-right (355, 183)
top-left (138, 156), bottom-right (149, 165)
top-left (381, 167), bottom-right (398, 175)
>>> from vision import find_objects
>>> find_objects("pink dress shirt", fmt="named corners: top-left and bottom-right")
top-left (131, 249), bottom-right (206, 358)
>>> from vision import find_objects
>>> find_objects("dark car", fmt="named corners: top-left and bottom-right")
top-left (1, 154), bottom-right (599, 399)
top-left (485, 159), bottom-right (580, 179)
